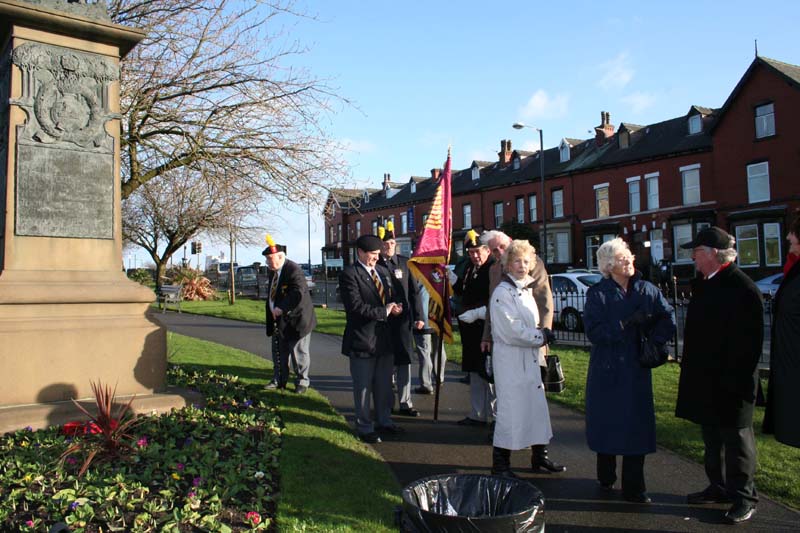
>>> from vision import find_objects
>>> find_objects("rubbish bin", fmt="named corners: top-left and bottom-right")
top-left (400, 473), bottom-right (545, 532)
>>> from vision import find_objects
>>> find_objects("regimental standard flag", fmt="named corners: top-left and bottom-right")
top-left (408, 149), bottom-right (453, 343)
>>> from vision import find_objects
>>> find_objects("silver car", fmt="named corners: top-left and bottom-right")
top-left (550, 272), bottom-right (602, 332)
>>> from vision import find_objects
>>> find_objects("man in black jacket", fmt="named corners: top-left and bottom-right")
top-left (263, 237), bottom-right (317, 394)
top-left (379, 223), bottom-right (425, 417)
top-left (340, 234), bottom-right (405, 443)
top-left (676, 227), bottom-right (763, 524)
top-left (451, 230), bottom-right (496, 427)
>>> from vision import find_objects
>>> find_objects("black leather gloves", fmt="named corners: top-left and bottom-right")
top-left (622, 309), bottom-right (651, 329)
top-left (540, 327), bottom-right (556, 346)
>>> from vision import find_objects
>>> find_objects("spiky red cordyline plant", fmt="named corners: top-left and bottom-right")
top-left (59, 381), bottom-right (143, 477)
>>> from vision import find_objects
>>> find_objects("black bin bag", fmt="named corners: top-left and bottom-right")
top-left (400, 473), bottom-right (545, 532)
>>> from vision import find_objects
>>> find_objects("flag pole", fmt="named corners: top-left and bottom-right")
top-left (432, 269), bottom-right (448, 421)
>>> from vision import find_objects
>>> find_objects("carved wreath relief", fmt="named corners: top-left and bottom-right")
top-left (12, 42), bottom-right (118, 150)
top-left (11, 42), bottom-right (118, 239)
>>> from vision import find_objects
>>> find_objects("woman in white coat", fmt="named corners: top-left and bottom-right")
top-left (489, 239), bottom-right (559, 477)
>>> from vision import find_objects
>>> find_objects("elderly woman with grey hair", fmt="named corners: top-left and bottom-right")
top-left (488, 239), bottom-right (561, 477)
top-left (583, 237), bottom-right (675, 503)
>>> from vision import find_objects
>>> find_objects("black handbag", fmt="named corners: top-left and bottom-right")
top-left (638, 331), bottom-right (668, 369)
top-left (542, 354), bottom-right (566, 393)
top-left (479, 349), bottom-right (494, 384)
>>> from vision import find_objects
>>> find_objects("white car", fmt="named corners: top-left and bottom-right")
top-left (550, 272), bottom-right (602, 332)
top-left (754, 272), bottom-right (783, 300)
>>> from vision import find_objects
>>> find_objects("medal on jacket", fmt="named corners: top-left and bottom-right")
top-left (394, 268), bottom-right (403, 279)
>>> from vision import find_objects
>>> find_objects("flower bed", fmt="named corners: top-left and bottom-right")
top-left (0, 366), bottom-right (282, 532)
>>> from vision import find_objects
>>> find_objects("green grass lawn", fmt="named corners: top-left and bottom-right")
top-left (173, 298), bottom-right (800, 511)
top-left (168, 332), bottom-right (401, 532)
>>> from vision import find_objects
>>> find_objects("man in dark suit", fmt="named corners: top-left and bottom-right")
top-left (340, 234), bottom-right (405, 444)
top-left (263, 236), bottom-right (316, 394)
top-left (379, 222), bottom-right (425, 417)
top-left (676, 227), bottom-right (764, 524)
top-left (451, 229), bottom-right (496, 426)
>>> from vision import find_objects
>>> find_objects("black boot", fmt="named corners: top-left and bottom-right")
top-left (491, 447), bottom-right (518, 478)
top-left (531, 445), bottom-right (566, 473)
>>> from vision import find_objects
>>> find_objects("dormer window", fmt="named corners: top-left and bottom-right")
top-left (513, 156), bottom-right (520, 170)
top-left (559, 140), bottom-right (570, 163)
top-left (363, 190), bottom-right (369, 203)
top-left (619, 130), bottom-right (630, 149)
top-left (688, 114), bottom-right (702, 135)
top-left (410, 181), bottom-right (416, 194)
top-left (471, 166), bottom-right (480, 181)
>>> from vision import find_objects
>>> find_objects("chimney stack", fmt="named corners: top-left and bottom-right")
top-left (430, 168), bottom-right (441, 180)
top-left (382, 173), bottom-right (391, 191)
top-left (498, 139), bottom-right (513, 165)
top-left (594, 111), bottom-right (615, 146)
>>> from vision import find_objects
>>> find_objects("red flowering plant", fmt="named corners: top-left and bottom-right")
top-left (59, 381), bottom-right (143, 476)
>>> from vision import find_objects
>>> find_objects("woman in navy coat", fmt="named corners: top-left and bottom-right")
top-left (583, 238), bottom-right (675, 503)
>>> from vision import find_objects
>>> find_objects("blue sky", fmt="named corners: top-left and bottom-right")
top-left (125, 0), bottom-right (800, 269)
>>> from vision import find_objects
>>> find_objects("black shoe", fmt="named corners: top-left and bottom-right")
top-left (414, 386), bottom-right (434, 395)
top-left (358, 432), bottom-right (381, 444)
top-left (623, 492), bottom-right (652, 504)
top-left (294, 385), bottom-right (308, 394)
top-left (687, 486), bottom-right (732, 505)
top-left (457, 417), bottom-right (487, 427)
top-left (531, 457), bottom-right (566, 473)
top-left (598, 481), bottom-right (615, 491)
top-left (396, 407), bottom-right (420, 417)
top-left (376, 425), bottom-right (405, 435)
top-left (723, 502), bottom-right (756, 524)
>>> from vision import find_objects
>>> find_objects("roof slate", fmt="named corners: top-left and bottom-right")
top-left (333, 55), bottom-right (798, 216)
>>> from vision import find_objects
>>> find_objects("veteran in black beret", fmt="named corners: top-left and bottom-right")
top-left (378, 222), bottom-right (425, 418)
top-left (338, 233), bottom-right (406, 443)
top-left (262, 234), bottom-right (316, 393)
top-left (675, 226), bottom-right (763, 524)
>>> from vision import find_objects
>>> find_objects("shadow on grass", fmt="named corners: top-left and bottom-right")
top-left (274, 386), bottom-right (401, 531)
top-left (278, 433), bottom-right (400, 531)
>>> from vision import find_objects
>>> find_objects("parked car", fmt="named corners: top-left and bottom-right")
top-left (550, 272), bottom-right (603, 332)
top-left (206, 262), bottom-right (238, 287)
top-left (236, 266), bottom-right (258, 286)
top-left (301, 266), bottom-right (316, 291)
top-left (754, 272), bottom-right (783, 300)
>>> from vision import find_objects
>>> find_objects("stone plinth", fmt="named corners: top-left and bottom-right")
top-left (0, 1), bottom-right (169, 415)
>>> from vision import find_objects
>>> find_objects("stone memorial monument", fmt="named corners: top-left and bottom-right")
top-left (0, 0), bottom-right (181, 429)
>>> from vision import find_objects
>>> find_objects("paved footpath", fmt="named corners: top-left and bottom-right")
top-left (155, 312), bottom-right (800, 533)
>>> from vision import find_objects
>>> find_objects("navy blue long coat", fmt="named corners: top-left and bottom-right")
top-left (583, 273), bottom-right (676, 455)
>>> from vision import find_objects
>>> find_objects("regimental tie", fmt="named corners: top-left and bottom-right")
top-left (269, 274), bottom-right (278, 302)
top-left (371, 269), bottom-right (385, 304)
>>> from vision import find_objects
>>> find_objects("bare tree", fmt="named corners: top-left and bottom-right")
top-left (110, 0), bottom-right (350, 203)
top-left (122, 169), bottom-right (259, 288)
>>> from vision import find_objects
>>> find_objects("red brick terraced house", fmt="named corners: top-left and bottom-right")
top-left (323, 56), bottom-right (800, 286)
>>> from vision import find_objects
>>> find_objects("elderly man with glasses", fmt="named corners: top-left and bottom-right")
top-left (675, 226), bottom-right (763, 525)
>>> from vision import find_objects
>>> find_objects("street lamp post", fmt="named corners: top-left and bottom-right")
top-left (512, 122), bottom-right (546, 266)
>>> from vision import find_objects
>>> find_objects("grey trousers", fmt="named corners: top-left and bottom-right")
top-left (415, 333), bottom-right (446, 390)
top-left (350, 353), bottom-right (394, 435)
top-left (701, 424), bottom-right (758, 505)
top-left (394, 364), bottom-right (413, 409)
top-left (273, 332), bottom-right (312, 387)
top-left (469, 372), bottom-right (496, 422)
